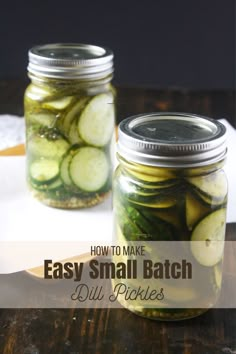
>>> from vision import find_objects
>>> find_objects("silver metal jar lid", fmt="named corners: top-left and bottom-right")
top-left (117, 113), bottom-right (227, 168)
top-left (28, 43), bottom-right (114, 80)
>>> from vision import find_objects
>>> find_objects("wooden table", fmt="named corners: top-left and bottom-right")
top-left (0, 80), bottom-right (236, 354)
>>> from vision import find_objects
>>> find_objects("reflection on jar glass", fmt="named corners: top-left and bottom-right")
top-left (113, 113), bottom-right (227, 320)
top-left (24, 43), bottom-right (115, 209)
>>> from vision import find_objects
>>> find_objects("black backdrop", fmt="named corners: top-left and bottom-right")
top-left (0, 0), bottom-right (235, 89)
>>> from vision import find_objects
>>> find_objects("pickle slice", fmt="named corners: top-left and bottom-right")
top-left (28, 135), bottom-right (69, 160)
top-left (60, 153), bottom-right (74, 187)
top-left (78, 93), bottom-right (115, 147)
top-left (69, 147), bottom-right (109, 192)
top-left (114, 203), bottom-right (143, 241)
top-left (30, 159), bottom-right (59, 185)
top-left (32, 178), bottom-right (63, 192)
top-left (128, 198), bottom-right (176, 209)
top-left (45, 178), bottom-right (63, 191)
top-left (190, 209), bottom-right (226, 267)
top-left (26, 112), bottom-right (56, 127)
top-left (60, 97), bottom-right (88, 136)
top-left (68, 119), bottom-right (83, 145)
top-left (185, 192), bottom-right (211, 230)
top-left (186, 170), bottom-right (227, 201)
top-left (43, 96), bottom-right (73, 110)
top-left (153, 209), bottom-right (181, 229)
top-left (193, 189), bottom-right (227, 207)
top-left (127, 169), bottom-right (177, 185)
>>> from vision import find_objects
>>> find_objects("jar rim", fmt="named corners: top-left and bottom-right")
top-left (28, 43), bottom-right (114, 80)
top-left (117, 112), bottom-right (227, 168)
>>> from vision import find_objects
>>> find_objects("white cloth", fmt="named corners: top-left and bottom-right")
top-left (0, 115), bottom-right (25, 150)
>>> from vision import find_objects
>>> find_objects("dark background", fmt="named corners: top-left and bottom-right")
top-left (0, 0), bottom-right (235, 89)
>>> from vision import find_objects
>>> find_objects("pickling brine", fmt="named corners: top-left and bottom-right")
top-left (114, 113), bottom-right (228, 320)
top-left (24, 44), bottom-right (115, 208)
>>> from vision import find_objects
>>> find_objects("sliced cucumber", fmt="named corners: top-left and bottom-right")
top-left (27, 112), bottom-right (56, 127)
top-left (128, 183), bottom-right (181, 205)
top-left (43, 96), bottom-right (73, 110)
top-left (126, 205), bottom-right (158, 237)
top-left (30, 159), bottom-right (59, 185)
top-left (128, 197), bottom-right (176, 209)
top-left (60, 147), bottom-right (80, 187)
top-left (190, 209), bottom-right (226, 267)
top-left (186, 171), bottom-right (227, 202)
top-left (60, 153), bottom-right (74, 187)
top-left (185, 192), bottom-right (210, 230)
top-left (193, 189), bottom-right (227, 207)
top-left (68, 119), bottom-right (83, 145)
top-left (127, 169), bottom-right (177, 185)
top-left (153, 209), bottom-right (181, 229)
top-left (61, 97), bottom-right (88, 136)
top-left (134, 181), bottom-right (180, 195)
top-left (46, 178), bottom-right (63, 190)
top-left (70, 147), bottom-right (109, 192)
top-left (28, 135), bottom-right (69, 160)
top-left (32, 178), bottom-right (63, 191)
top-left (138, 209), bottom-right (177, 241)
top-left (78, 93), bottom-right (114, 147)
top-left (114, 202), bottom-right (143, 241)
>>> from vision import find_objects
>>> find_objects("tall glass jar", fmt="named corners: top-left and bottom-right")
top-left (113, 113), bottom-right (227, 320)
top-left (24, 43), bottom-right (115, 209)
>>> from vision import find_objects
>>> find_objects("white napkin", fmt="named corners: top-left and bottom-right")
top-left (0, 115), bottom-right (25, 150)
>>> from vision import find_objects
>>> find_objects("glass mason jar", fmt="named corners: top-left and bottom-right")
top-left (113, 113), bottom-right (227, 320)
top-left (24, 43), bottom-right (115, 209)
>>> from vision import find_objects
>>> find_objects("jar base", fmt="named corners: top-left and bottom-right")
top-left (29, 188), bottom-right (111, 209)
top-left (121, 304), bottom-right (209, 321)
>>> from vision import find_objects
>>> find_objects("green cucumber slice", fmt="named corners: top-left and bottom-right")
top-left (43, 96), bottom-right (73, 110)
top-left (30, 159), bottom-right (59, 185)
top-left (68, 119), bottom-right (83, 145)
top-left (28, 135), bottom-right (69, 160)
top-left (193, 189), bottom-right (227, 207)
top-left (27, 112), bottom-right (56, 127)
top-left (153, 209), bottom-right (181, 229)
top-left (186, 171), bottom-right (227, 201)
top-left (190, 209), bottom-right (226, 267)
top-left (32, 178), bottom-right (63, 191)
top-left (138, 209), bottom-right (177, 241)
top-left (127, 169), bottom-right (177, 185)
top-left (127, 183), bottom-right (181, 206)
top-left (61, 97), bottom-right (88, 136)
top-left (126, 205), bottom-right (157, 237)
top-left (185, 192), bottom-right (210, 230)
top-left (128, 197), bottom-right (176, 209)
top-left (60, 153), bottom-right (74, 187)
top-left (78, 93), bottom-right (115, 147)
top-left (114, 202), bottom-right (143, 241)
top-left (70, 147), bottom-right (109, 192)
top-left (60, 147), bottom-right (80, 187)
top-left (46, 178), bottom-right (63, 190)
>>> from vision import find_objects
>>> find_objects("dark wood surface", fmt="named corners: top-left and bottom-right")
top-left (0, 79), bottom-right (235, 127)
top-left (0, 80), bottom-right (236, 354)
